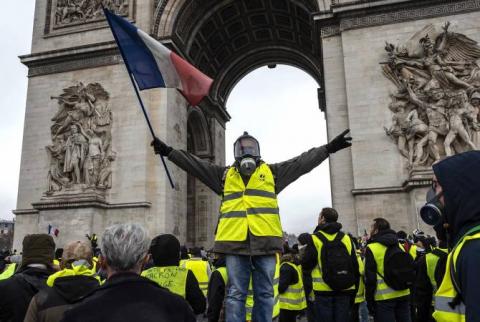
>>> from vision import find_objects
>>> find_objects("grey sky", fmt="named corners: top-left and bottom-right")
top-left (0, 1), bottom-right (331, 236)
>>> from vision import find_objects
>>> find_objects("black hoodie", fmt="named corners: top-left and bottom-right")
top-left (433, 151), bottom-right (480, 321)
top-left (364, 229), bottom-right (409, 308)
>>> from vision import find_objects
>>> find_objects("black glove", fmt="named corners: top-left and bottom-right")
top-left (326, 129), bottom-right (352, 154)
top-left (151, 136), bottom-right (172, 156)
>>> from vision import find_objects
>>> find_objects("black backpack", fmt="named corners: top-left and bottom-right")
top-left (316, 232), bottom-right (356, 291)
top-left (382, 245), bottom-right (416, 290)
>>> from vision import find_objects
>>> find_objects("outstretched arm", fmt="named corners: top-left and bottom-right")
top-left (269, 129), bottom-right (352, 194)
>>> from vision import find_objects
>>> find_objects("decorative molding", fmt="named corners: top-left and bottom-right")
top-left (20, 42), bottom-right (122, 77)
top-left (13, 201), bottom-right (151, 214)
top-left (12, 209), bottom-right (39, 215)
top-left (352, 186), bottom-right (405, 195)
top-left (318, 0), bottom-right (480, 37)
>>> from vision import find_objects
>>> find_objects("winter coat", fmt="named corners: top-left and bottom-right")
top-left (0, 266), bottom-right (54, 322)
top-left (23, 274), bottom-right (100, 322)
top-left (433, 151), bottom-right (480, 321)
top-left (60, 272), bottom-right (196, 322)
top-left (168, 146), bottom-right (329, 256)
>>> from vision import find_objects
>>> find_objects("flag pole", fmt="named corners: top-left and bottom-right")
top-left (103, 6), bottom-right (175, 189)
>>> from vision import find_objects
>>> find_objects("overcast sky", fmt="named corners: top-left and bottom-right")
top-left (0, 1), bottom-right (331, 236)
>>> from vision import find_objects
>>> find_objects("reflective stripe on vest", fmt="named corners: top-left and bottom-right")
top-left (246, 254), bottom-right (280, 320)
top-left (355, 254), bottom-right (365, 304)
top-left (216, 164), bottom-right (282, 242)
top-left (433, 230), bottom-right (480, 322)
top-left (311, 232), bottom-right (355, 292)
top-left (182, 259), bottom-right (210, 296)
top-left (367, 243), bottom-right (410, 301)
top-left (0, 263), bottom-right (16, 280)
top-left (279, 262), bottom-right (307, 311)
top-left (142, 266), bottom-right (188, 298)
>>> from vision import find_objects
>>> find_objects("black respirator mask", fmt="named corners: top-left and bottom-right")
top-left (420, 188), bottom-right (444, 226)
top-left (234, 132), bottom-right (260, 176)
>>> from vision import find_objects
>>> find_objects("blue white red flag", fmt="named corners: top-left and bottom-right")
top-left (104, 9), bottom-right (213, 106)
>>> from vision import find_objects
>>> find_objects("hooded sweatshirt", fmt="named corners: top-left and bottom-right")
top-left (433, 151), bottom-right (480, 321)
top-left (364, 229), bottom-right (409, 306)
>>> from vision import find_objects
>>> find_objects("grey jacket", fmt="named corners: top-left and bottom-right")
top-left (168, 146), bottom-right (329, 255)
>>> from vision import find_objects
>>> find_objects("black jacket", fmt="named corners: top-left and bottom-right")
top-left (185, 270), bottom-right (206, 314)
top-left (0, 266), bottom-right (54, 322)
top-left (60, 272), bottom-right (196, 322)
top-left (207, 258), bottom-right (226, 322)
top-left (433, 151), bottom-right (480, 321)
top-left (168, 146), bottom-right (329, 256)
top-left (300, 222), bottom-right (358, 296)
top-left (278, 262), bottom-right (298, 294)
top-left (364, 229), bottom-right (409, 307)
top-left (24, 275), bottom-right (100, 322)
top-left (414, 254), bottom-right (435, 322)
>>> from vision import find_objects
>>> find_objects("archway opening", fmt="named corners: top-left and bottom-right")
top-left (226, 65), bottom-right (331, 236)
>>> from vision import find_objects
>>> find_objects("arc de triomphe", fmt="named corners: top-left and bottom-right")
top-left (13, 0), bottom-right (480, 249)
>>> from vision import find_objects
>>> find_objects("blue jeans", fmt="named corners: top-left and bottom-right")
top-left (225, 254), bottom-right (276, 322)
top-left (314, 294), bottom-right (352, 322)
top-left (374, 299), bottom-right (411, 322)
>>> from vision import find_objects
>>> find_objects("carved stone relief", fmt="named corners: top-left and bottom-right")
top-left (45, 82), bottom-right (116, 196)
top-left (383, 22), bottom-right (480, 168)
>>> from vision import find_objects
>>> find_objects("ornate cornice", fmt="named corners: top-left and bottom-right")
top-left (20, 42), bottom-right (122, 77)
top-left (317, 0), bottom-right (480, 38)
top-left (13, 201), bottom-right (151, 215)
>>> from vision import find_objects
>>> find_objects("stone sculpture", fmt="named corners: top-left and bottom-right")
top-left (383, 22), bottom-right (480, 167)
top-left (45, 82), bottom-right (115, 195)
top-left (54, 0), bottom-right (129, 27)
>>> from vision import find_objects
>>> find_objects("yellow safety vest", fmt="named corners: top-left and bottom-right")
top-left (426, 248), bottom-right (448, 293)
top-left (409, 244), bottom-right (417, 260)
top-left (47, 264), bottom-right (101, 287)
top-left (246, 254), bottom-right (280, 320)
top-left (215, 266), bottom-right (228, 285)
top-left (311, 231), bottom-right (355, 292)
top-left (142, 266), bottom-right (188, 298)
top-left (182, 258), bottom-right (209, 296)
top-left (355, 254), bottom-right (365, 304)
top-left (367, 243), bottom-right (410, 301)
top-left (216, 163), bottom-right (282, 242)
top-left (279, 262), bottom-right (307, 311)
top-left (433, 229), bottom-right (480, 322)
top-left (0, 263), bottom-right (16, 280)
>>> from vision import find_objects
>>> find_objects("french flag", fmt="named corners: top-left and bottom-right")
top-left (104, 9), bottom-right (213, 106)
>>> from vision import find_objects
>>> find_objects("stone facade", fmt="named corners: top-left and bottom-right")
top-left (14, 1), bottom-right (480, 249)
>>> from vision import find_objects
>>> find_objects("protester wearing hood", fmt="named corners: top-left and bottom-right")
top-left (142, 234), bottom-right (206, 315)
top-left (278, 252), bottom-right (306, 322)
top-left (24, 240), bottom-right (101, 322)
top-left (61, 224), bottom-right (196, 322)
top-left (152, 129), bottom-right (352, 322)
top-left (364, 218), bottom-right (412, 322)
top-left (0, 234), bottom-right (56, 322)
top-left (419, 151), bottom-right (480, 321)
top-left (300, 207), bottom-right (359, 322)
top-left (207, 254), bottom-right (227, 322)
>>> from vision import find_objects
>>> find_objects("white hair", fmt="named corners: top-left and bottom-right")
top-left (100, 223), bottom-right (150, 271)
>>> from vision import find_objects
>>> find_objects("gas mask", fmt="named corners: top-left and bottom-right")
top-left (233, 132), bottom-right (260, 176)
top-left (420, 188), bottom-right (444, 226)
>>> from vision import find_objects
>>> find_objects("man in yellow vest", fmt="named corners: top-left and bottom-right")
top-left (152, 129), bottom-right (352, 322)
top-left (207, 254), bottom-right (227, 322)
top-left (419, 151), bottom-right (480, 321)
top-left (364, 218), bottom-right (412, 322)
top-left (300, 208), bottom-right (359, 322)
top-left (278, 252), bottom-right (306, 322)
top-left (182, 247), bottom-right (211, 297)
top-left (142, 234), bottom-right (206, 315)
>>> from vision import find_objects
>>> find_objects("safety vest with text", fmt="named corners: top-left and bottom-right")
top-left (367, 242), bottom-right (410, 301)
top-left (279, 262), bottom-right (307, 311)
top-left (433, 227), bottom-right (480, 322)
top-left (182, 258), bottom-right (209, 296)
top-left (311, 231), bottom-right (355, 292)
top-left (142, 266), bottom-right (189, 298)
top-left (216, 163), bottom-right (282, 242)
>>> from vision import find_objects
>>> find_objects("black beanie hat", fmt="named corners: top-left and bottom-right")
top-left (150, 234), bottom-right (181, 266)
top-left (21, 234), bottom-right (55, 268)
